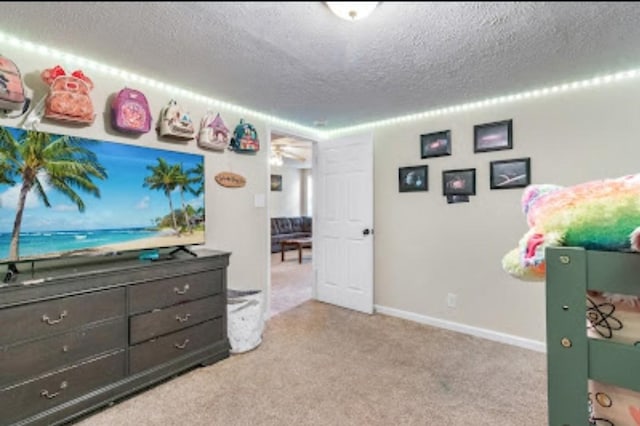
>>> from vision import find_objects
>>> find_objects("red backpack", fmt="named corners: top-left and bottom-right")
top-left (0, 54), bottom-right (30, 117)
top-left (111, 88), bottom-right (152, 134)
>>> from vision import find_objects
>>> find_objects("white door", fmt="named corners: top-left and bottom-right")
top-left (314, 132), bottom-right (374, 314)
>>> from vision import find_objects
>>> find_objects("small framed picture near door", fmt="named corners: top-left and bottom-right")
top-left (421, 130), bottom-right (451, 158)
top-left (490, 158), bottom-right (531, 190)
top-left (399, 165), bottom-right (428, 192)
top-left (271, 174), bottom-right (282, 191)
top-left (442, 168), bottom-right (476, 195)
top-left (474, 119), bottom-right (512, 153)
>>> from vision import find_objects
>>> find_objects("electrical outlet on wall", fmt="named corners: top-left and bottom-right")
top-left (447, 293), bottom-right (457, 308)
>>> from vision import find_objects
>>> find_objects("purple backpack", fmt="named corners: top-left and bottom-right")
top-left (111, 87), bottom-right (152, 134)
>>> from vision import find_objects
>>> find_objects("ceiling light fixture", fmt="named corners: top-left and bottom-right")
top-left (326, 2), bottom-right (379, 21)
top-left (270, 152), bottom-right (284, 167)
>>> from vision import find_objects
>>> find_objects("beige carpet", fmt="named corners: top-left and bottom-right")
top-left (270, 249), bottom-right (313, 317)
top-left (77, 301), bottom-right (547, 426)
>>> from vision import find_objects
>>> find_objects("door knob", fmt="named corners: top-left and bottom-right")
top-left (363, 229), bottom-right (370, 236)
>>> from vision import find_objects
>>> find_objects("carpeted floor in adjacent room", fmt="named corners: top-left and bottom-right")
top-left (77, 300), bottom-right (547, 426)
top-left (270, 249), bottom-right (313, 317)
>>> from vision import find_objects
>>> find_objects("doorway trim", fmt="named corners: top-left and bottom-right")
top-left (265, 124), bottom-right (320, 319)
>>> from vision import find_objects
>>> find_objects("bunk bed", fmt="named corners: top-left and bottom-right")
top-left (546, 246), bottom-right (640, 425)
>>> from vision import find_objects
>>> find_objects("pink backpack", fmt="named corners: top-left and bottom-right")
top-left (197, 111), bottom-right (229, 151)
top-left (41, 66), bottom-right (95, 124)
top-left (0, 54), bottom-right (30, 117)
top-left (111, 88), bottom-right (152, 134)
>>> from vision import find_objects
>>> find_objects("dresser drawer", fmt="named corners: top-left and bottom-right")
top-left (130, 295), bottom-right (224, 345)
top-left (0, 318), bottom-right (126, 388)
top-left (129, 269), bottom-right (223, 314)
top-left (129, 318), bottom-right (223, 374)
top-left (0, 288), bottom-right (125, 345)
top-left (0, 350), bottom-right (125, 425)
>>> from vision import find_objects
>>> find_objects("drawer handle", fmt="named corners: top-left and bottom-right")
top-left (174, 339), bottom-right (190, 349)
top-left (40, 381), bottom-right (67, 399)
top-left (173, 284), bottom-right (190, 295)
top-left (42, 310), bottom-right (68, 325)
top-left (175, 313), bottom-right (191, 323)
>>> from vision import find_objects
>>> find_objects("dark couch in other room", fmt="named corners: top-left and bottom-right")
top-left (271, 217), bottom-right (312, 253)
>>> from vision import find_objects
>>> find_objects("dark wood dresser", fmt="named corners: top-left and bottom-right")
top-left (0, 248), bottom-right (230, 426)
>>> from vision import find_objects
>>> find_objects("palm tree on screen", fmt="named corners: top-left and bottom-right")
top-left (175, 163), bottom-right (198, 234)
top-left (0, 152), bottom-right (16, 185)
top-left (0, 127), bottom-right (107, 261)
top-left (143, 158), bottom-right (180, 233)
top-left (189, 162), bottom-right (205, 224)
top-left (190, 162), bottom-right (204, 196)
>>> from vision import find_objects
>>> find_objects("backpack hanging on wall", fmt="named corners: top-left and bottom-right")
top-left (229, 119), bottom-right (259, 153)
top-left (156, 99), bottom-right (195, 140)
top-left (197, 111), bottom-right (229, 151)
top-left (41, 65), bottom-right (95, 124)
top-left (111, 87), bottom-right (152, 134)
top-left (0, 54), bottom-right (30, 118)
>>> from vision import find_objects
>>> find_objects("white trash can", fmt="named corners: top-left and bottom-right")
top-left (227, 289), bottom-right (265, 354)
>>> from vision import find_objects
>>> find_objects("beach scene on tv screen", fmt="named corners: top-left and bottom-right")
top-left (0, 125), bottom-right (205, 262)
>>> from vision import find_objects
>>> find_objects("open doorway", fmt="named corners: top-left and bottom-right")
top-left (268, 131), bottom-right (315, 317)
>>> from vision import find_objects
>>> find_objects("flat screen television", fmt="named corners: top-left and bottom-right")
top-left (0, 125), bottom-right (205, 265)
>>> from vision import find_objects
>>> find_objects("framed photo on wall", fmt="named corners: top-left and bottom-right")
top-left (399, 165), bottom-right (428, 192)
top-left (490, 158), bottom-right (531, 190)
top-left (442, 168), bottom-right (476, 195)
top-left (474, 119), bottom-right (513, 153)
top-left (270, 174), bottom-right (282, 191)
top-left (421, 130), bottom-right (451, 158)
top-left (446, 195), bottom-right (470, 204)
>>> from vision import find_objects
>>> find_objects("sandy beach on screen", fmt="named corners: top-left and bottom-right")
top-left (93, 230), bottom-right (205, 253)
top-left (10, 230), bottom-right (206, 262)
top-left (45, 229), bottom-right (207, 259)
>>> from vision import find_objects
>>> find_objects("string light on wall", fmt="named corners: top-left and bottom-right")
top-left (324, 69), bottom-right (640, 138)
top-left (0, 30), bottom-right (317, 137)
top-left (1, 30), bottom-right (639, 139)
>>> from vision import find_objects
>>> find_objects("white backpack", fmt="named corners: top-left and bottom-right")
top-left (197, 111), bottom-right (229, 151)
top-left (157, 99), bottom-right (195, 140)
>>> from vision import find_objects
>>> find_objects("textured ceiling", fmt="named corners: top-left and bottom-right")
top-left (2, 2), bottom-right (640, 129)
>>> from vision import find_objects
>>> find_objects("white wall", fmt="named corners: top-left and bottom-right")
top-left (7, 41), bottom-right (640, 347)
top-left (374, 78), bottom-right (640, 344)
top-left (269, 166), bottom-right (302, 217)
top-left (0, 44), bottom-right (271, 292)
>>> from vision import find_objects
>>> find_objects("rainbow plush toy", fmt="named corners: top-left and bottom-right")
top-left (502, 174), bottom-right (640, 281)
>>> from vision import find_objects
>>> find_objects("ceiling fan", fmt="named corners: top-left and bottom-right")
top-left (271, 145), bottom-right (306, 162)
top-left (270, 136), bottom-right (311, 166)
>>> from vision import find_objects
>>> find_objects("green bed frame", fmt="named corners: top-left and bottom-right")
top-left (546, 247), bottom-right (640, 425)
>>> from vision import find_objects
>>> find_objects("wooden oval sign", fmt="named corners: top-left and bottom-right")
top-left (215, 172), bottom-right (246, 188)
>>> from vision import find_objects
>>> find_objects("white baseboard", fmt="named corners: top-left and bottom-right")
top-left (374, 304), bottom-right (546, 353)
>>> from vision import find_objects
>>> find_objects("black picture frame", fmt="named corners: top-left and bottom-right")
top-left (270, 174), bottom-right (282, 191)
top-left (446, 195), bottom-right (470, 204)
top-left (490, 157), bottom-right (531, 190)
top-left (442, 168), bottom-right (476, 196)
top-left (399, 165), bottom-right (428, 192)
top-left (421, 130), bottom-right (451, 158)
top-left (474, 119), bottom-right (513, 153)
